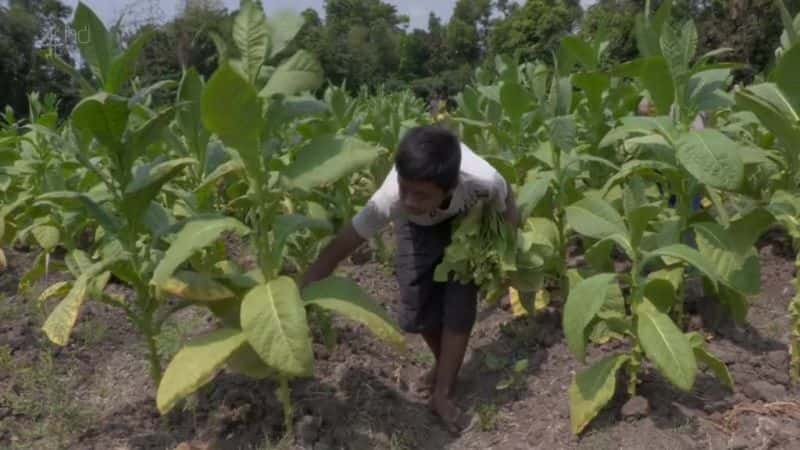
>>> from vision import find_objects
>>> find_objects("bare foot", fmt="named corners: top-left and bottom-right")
top-left (412, 366), bottom-right (436, 398)
top-left (429, 395), bottom-right (474, 436)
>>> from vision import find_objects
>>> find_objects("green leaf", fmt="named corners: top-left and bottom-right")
top-left (241, 277), bottom-right (314, 377)
top-left (123, 158), bottom-right (196, 223)
top-left (676, 130), bottom-right (744, 191)
top-left (266, 10), bottom-right (304, 58)
top-left (636, 299), bottom-right (697, 391)
top-left (152, 215), bottom-right (250, 287)
top-left (73, 2), bottom-right (113, 81)
top-left (71, 93), bottom-right (129, 154)
top-left (776, 0), bottom-right (798, 46)
top-left (157, 328), bottom-right (247, 413)
top-left (645, 244), bottom-right (720, 284)
top-left (303, 276), bottom-right (405, 351)
top-left (201, 63), bottom-right (261, 152)
top-left (549, 115), bottom-right (577, 152)
top-left (573, 72), bottom-right (609, 113)
top-left (32, 225), bottom-right (60, 251)
top-left (36, 191), bottom-right (120, 233)
top-left (260, 50), bottom-right (323, 98)
top-left (640, 57), bottom-right (675, 114)
top-left (284, 135), bottom-right (382, 191)
top-left (569, 354), bottom-right (630, 435)
top-left (566, 197), bottom-right (627, 240)
top-left (564, 273), bottom-right (618, 362)
top-left (518, 172), bottom-right (553, 219)
top-left (177, 69), bottom-right (210, 163)
top-left (773, 43), bottom-right (800, 112)
top-left (160, 271), bottom-right (235, 302)
top-left (105, 30), bottom-right (153, 93)
top-left (734, 83), bottom-right (800, 155)
top-left (692, 222), bottom-right (760, 295)
top-left (687, 332), bottom-right (734, 390)
top-left (562, 36), bottom-right (597, 69)
top-left (644, 278), bottom-right (676, 312)
top-left (627, 204), bottom-right (661, 248)
top-left (226, 343), bottom-right (275, 379)
top-left (233, 0), bottom-right (270, 82)
top-left (500, 81), bottom-right (533, 121)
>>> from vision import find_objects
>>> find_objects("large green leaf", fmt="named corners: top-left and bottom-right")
top-left (569, 354), bottom-right (630, 435)
top-left (105, 30), bottom-right (154, 93)
top-left (517, 173), bottom-right (554, 219)
top-left (645, 244), bottom-right (720, 283)
top-left (178, 69), bottom-right (210, 164)
top-left (640, 57), bottom-right (675, 114)
top-left (636, 299), bottom-right (697, 391)
top-left (284, 135), bottom-right (382, 191)
top-left (241, 277), bottom-right (313, 377)
top-left (773, 43), bottom-right (800, 112)
top-left (564, 273), bottom-right (618, 362)
top-left (687, 332), bottom-right (734, 390)
top-left (692, 222), bottom-right (760, 295)
top-left (565, 197), bottom-right (627, 240)
top-left (734, 83), bottom-right (800, 156)
top-left (500, 81), bottom-right (533, 121)
top-left (201, 63), bottom-right (261, 152)
top-left (562, 36), bottom-right (597, 69)
top-left (152, 215), bottom-right (250, 287)
top-left (233, 0), bottom-right (270, 83)
top-left (36, 191), bottom-right (120, 233)
top-left (676, 130), bottom-right (744, 191)
top-left (260, 50), bottom-right (323, 98)
top-left (73, 2), bottom-right (113, 81)
top-left (122, 158), bottom-right (196, 223)
top-left (303, 276), bottom-right (405, 351)
top-left (157, 328), bottom-right (247, 413)
top-left (71, 93), bottom-right (129, 155)
top-left (266, 10), bottom-right (304, 58)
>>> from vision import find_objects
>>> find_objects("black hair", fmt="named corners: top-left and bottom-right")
top-left (395, 125), bottom-right (461, 191)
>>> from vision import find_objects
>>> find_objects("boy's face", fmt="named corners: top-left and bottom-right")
top-left (398, 176), bottom-right (449, 216)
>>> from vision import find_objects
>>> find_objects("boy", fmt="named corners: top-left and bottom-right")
top-left (300, 125), bottom-right (520, 435)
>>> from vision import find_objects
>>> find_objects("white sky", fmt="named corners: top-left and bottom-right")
top-left (61, 0), bottom-right (597, 30)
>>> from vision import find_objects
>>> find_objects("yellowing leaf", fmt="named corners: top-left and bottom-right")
top-left (242, 277), bottom-right (313, 377)
top-left (160, 271), bottom-right (235, 302)
top-left (509, 286), bottom-right (527, 317)
top-left (157, 328), bottom-right (247, 413)
top-left (42, 275), bottom-right (89, 346)
top-left (569, 354), bottom-right (629, 434)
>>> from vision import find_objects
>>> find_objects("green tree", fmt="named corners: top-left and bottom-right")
top-left (488, 0), bottom-right (583, 63)
top-left (0, 0), bottom-right (77, 117)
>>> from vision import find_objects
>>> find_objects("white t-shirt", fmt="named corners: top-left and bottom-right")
top-left (351, 143), bottom-right (508, 240)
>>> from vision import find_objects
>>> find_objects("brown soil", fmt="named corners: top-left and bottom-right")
top-left (1, 234), bottom-right (799, 450)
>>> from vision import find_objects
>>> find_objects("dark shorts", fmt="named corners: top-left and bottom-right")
top-left (394, 216), bottom-right (479, 334)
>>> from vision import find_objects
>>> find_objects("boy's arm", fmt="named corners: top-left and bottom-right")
top-left (299, 221), bottom-right (366, 289)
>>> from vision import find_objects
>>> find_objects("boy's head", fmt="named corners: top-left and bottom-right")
top-left (395, 125), bottom-right (461, 216)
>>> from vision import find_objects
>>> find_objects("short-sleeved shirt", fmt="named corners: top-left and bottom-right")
top-left (352, 143), bottom-right (508, 240)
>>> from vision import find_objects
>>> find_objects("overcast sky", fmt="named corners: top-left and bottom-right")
top-left (61, 0), bottom-right (597, 30)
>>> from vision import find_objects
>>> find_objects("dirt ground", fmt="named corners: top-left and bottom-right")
top-left (1, 233), bottom-right (800, 450)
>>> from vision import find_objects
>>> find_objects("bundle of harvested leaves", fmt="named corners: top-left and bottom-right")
top-left (434, 202), bottom-right (545, 303)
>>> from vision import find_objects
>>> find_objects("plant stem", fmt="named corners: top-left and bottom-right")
top-left (276, 376), bottom-right (294, 436)
top-left (627, 343), bottom-right (643, 396)
top-left (791, 255), bottom-right (800, 383)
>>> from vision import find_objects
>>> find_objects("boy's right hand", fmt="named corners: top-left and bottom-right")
top-left (299, 221), bottom-right (366, 290)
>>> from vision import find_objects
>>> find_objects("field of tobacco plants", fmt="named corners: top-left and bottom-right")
top-left (2, 0), bottom-right (800, 448)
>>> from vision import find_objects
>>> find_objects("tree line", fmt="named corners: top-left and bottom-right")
top-left (2, 0), bottom-right (798, 117)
